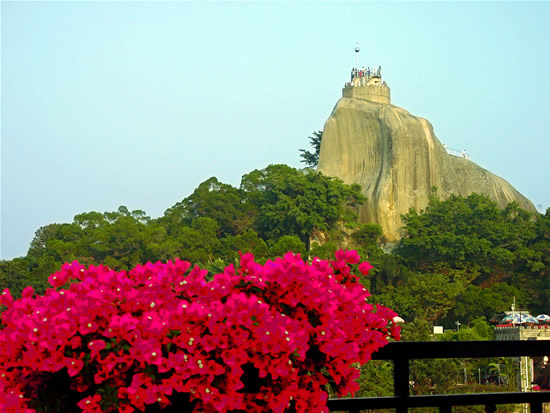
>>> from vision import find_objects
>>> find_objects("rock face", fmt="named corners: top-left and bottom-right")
top-left (317, 84), bottom-right (537, 242)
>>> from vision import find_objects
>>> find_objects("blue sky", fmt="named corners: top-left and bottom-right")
top-left (2, 2), bottom-right (550, 260)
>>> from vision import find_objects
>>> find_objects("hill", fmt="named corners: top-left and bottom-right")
top-left (317, 81), bottom-right (536, 241)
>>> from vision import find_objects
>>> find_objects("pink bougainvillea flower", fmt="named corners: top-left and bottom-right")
top-left (65, 357), bottom-right (84, 377)
top-left (344, 249), bottom-right (361, 264)
top-left (359, 260), bottom-right (374, 275)
top-left (77, 394), bottom-right (102, 413)
top-left (0, 249), bottom-right (399, 413)
top-left (0, 288), bottom-right (13, 307)
top-left (87, 339), bottom-right (106, 359)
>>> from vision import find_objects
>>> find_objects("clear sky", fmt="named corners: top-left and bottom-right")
top-left (2, 1), bottom-right (550, 260)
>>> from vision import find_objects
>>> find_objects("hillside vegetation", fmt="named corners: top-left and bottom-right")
top-left (2, 163), bottom-right (548, 329)
top-left (2, 162), bottom-right (549, 401)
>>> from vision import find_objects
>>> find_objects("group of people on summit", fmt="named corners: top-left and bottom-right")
top-left (351, 66), bottom-right (381, 81)
top-left (343, 66), bottom-right (384, 88)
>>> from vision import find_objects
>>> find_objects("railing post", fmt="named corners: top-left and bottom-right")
top-left (439, 404), bottom-right (452, 413)
top-left (485, 404), bottom-right (496, 413)
top-left (530, 402), bottom-right (543, 413)
top-left (328, 341), bottom-right (550, 412)
top-left (394, 355), bottom-right (409, 413)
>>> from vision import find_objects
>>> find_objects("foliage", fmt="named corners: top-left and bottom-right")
top-left (486, 357), bottom-right (517, 387)
top-left (308, 241), bottom-right (338, 261)
top-left (0, 250), bottom-right (399, 413)
top-left (2, 158), bottom-right (549, 404)
top-left (449, 283), bottom-right (528, 324)
top-left (220, 229), bottom-right (268, 263)
top-left (299, 131), bottom-right (322, 168)
top-left (268, 235), bottom-right (306, 258)
top-left (397, 193), bottom-right (549, 324)
top-left (351, 223), bottom-right (383, 253)
top-left (354, 360), bottom-right (394, 398)
top-left (161, 177), bottom-right (253, 238)
top-left (351, 223), bottom-right (411, 295)
top-left (0, 258), bottom-right (33, 297)
top-left (398, 193), bottom-right (537, 274)
top-left (438, 317), bottom-right (493, 341)
top-left (3, 180), bottom-right (548, 330)
top-left (524, 208), bottom-right (550, 314)
top-left (378, 272), bottom-right (464, 322)
top-left (240, 164), bottom-right (364, 250)
top-left (399, 320), bottom-right (463, 396)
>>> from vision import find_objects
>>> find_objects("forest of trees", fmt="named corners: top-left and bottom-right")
top-left (2, 155), bottom-right (549, 401)
top-left (2, 162), bottom-right (548, 328)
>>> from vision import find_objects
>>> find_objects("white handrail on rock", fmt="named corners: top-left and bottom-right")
top-left (445, 146), bottom-right (470, 160)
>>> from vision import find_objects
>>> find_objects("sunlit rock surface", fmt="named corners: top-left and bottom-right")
top-left (317, 89), bottom-right (536, 241)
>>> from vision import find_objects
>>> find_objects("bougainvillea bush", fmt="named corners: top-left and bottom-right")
top-left (0, 250), bottom-right (400, 413)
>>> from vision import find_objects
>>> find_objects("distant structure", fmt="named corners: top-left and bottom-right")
top-left (343, 44), bottom-right (390, 104)
top-left (444, 146), bottom-right (470, 160)
top-left (495, 316), bottom-right (550, 394)
top-left (317, 48), bottom-right (537, 242)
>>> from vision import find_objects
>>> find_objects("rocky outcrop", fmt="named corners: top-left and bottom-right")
top-left (317, 92), bottom-right (536, 242)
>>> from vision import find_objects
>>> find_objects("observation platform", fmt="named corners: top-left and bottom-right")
top-left (343, 69), bottom-right (391, 105)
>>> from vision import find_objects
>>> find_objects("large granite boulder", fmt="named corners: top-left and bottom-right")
top-left (317, 89), bottom-right (536, 241)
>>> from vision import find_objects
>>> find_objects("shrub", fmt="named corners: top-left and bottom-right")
top-left (0, 250), bottom-right (399, 413)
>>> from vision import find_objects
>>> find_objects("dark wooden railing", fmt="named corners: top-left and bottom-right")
top-left (327, 340), bottom-right (550, 413)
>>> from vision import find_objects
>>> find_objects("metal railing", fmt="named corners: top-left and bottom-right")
top-left (445, 147), bottom-right (470, 160)
top-left (327, 340), bottom-right (550, 413)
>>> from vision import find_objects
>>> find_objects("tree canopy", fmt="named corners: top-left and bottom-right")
top-left (395, 192), bottom-right (548, 320)
top-left (2, 164), bottom-right (548, 401)
top-left (240, 164), bottom-right (364, 250)
top-left (2, 168), bottom-right (548, 332)
top-left (299, 131), bottom-right (322, 168)
top-left (1, 164), bottom-right (367, 297)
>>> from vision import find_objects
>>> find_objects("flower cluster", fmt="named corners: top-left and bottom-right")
top-left (0, 250), bottom-right (399, 413)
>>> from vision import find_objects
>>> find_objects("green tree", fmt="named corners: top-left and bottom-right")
top-left (354, 360), bottom-right (394, 399)
top-left (487, 357), bottom-right (517, 387)
top-left (221, 229), bottom-right (269, 262)
top-left (162, 177), bottom-right (253, 237)
top-left (268, 235), bottom-right (306, 258)
top-left (449, 283), bottom-right (528, 324)
top-left (240, 164), bottom-right (364, 250)
top-left (396, 193), bottom-right (545, 317)
top-left (171, 217), bottom-right (222, 264)
top-left (526, 208), bottom-right (550, 313)
top-left (0, 258), bottom-right (33, 297)
top-left (97, 209), bottom-right (151, 268)
top-left (351, 223), bottom-right (384, 252)
top-left (350, 223), bottom-right (410, 294)
top-left (24, 206), bottom-right (160, 278)
top-left (308, 241), bottom-right (338, 261)
top-left (400, 319), bottom-right (463, 396)
top-left (299, 130), bottom-right (322, 168)
top-left (398, 193), bottom-right (536, 275)
top-left (27, 223), bottom-right (66, 259)
top-left (379, 271), bottom-right (464, 322)
top-left (439, 317), bottom-right (493, 341)
top-left (24, 223), bottom-right (85, 293)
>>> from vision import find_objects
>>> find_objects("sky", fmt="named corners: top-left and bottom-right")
top-left (2, 1), bottom-right (550, 260)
